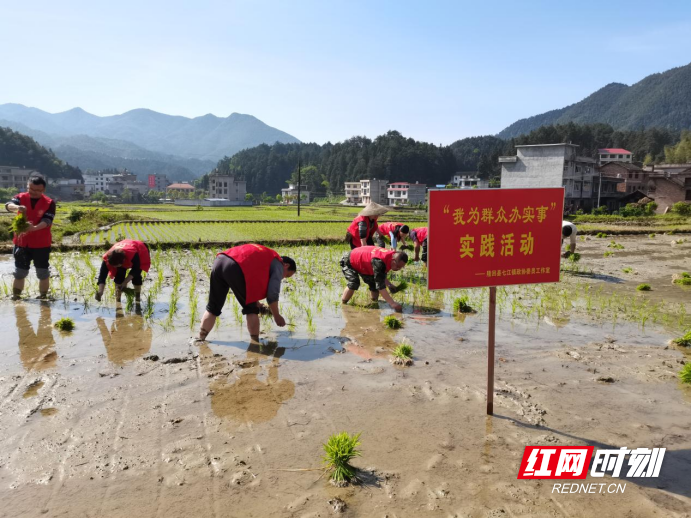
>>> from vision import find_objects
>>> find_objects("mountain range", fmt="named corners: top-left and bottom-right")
top-left (498, 64), bottom-right (690, 139)
top-left (0, 104), bottom-right (300, 181)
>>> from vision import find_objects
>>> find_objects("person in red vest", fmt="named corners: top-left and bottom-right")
top-left (96, 239), bottom-right (151, 303)
top-left (375, 222), bottom-right (410, 250)
top-left (196, 244), bottom-right (297, 342)
top-left (345, 202), bottom-right (389, 249)
top-left (340, 246), bottom-right (408, 312)
top-left (5, 174), bottom-right (56, 300)
top-left (410, 226), bottom-right (428, 266)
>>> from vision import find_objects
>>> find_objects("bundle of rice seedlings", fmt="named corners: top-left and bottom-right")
top-left (390, 280), bottom-right (408, 293)
top-left (596, 232), bottom-right (607, 238)
top-left (672, 331), bottom-right (691, 347)
top-left (672, 272), bottom-right (691, 286)
top-left (566, 252), bottom-right (581, 262)
top-left (453, 295), bottom-right (474, 313)
top-left (636, 283), bottom-right (651, 291)
top-left (679, 362), bottom-right (691, 384)
top-left (322, 432), bottom-right (362, 485)
top-left (11, 213), bottom-right (29, 234)
top-left (383, 315), bottom-right (402, 329)
top-left (391, 341), bottom-right (413, 366)
top-left (54, 317), bottom-right (75, 331)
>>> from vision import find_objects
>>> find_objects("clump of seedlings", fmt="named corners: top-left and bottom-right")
top-left (603, 251), bottom-right (614, 258)
top-left (383, 315), bottom-right (403, 329)
top-left (391, 340), bottom-right (413, 366)
top-left (390, 280), bottom-right (408, 293)
top-left (54, 317), bottom-right (75, 331)
top-left (649, 233), bottom-right (656, 238)
top-left (565, 252), bottom-right (581, 262)
top-left (636, 283), bottom-right (651, 291)
top-left (679, 362), bottom-right (691, 384)
top-left (322, 432), bottom-right (362, 486)
top-left (622, 267), bottom-right (633, 274)
top-left (11, 213), bottom-right (29, 234)
top-left (672, 331), bottom-right (691, 347)
top-left (673, 272), bottom-right (691, 286)
top-left (596, 232), bottom-right (607, 238)
top-left (608, 241), bottom-right (625, 250)
top-left (453, 295), bottom-right (475, 313)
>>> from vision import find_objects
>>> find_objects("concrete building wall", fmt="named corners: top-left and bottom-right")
top-left (0, 166), bottom-right (37, 191)
top-left (500, 145), bottom-right (571, 189)
top-left (209, 175), bottom-right (246, 201)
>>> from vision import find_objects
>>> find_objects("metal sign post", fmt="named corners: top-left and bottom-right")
top-left (487, 286), bottom-right (496, 415)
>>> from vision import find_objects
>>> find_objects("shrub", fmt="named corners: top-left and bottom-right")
top-left (591, 205), bottom-right (609, 215)
top-left (67, 208), bottom-right (85, 223)
top-left (322, 432), bottom-right (362, 484)
top-left (679, 363), bottom-right (691, 384)
top-left (672, 331), bottom-right (691, 347)
top-left (453, 295), bottom-right (474, 313)
top-left (383, 315), bottom-right (402, 329)
top-left (636, 283), bottom-right (651, 291)
top-left (54, 317), bottom-right (75, 331)
top-left (671, 202), bottom-right (691, 216)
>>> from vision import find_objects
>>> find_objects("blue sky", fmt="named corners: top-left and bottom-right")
top-left (0, 0), bottom-right (689, 145)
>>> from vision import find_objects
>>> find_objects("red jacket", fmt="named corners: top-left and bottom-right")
top-left (349, 246), bottom-right (395, 276)
top-left (103, 240), bottom-right (151, 278)
top-left (347, 215), bottom-right (379, 247)
top-left (218, 244), bottom-right (282, 304)
top-left (12, 192), bottom-right (53, 248)
top-left (378, 222), bottom-right (404, 237)
top-left (412, 227), bottom-right (428, 244)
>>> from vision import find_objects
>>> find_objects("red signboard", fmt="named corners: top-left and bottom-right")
top-left (428, 188), bottom-right (564, 290)
top-left (148, 174), bottom-right (156, 188)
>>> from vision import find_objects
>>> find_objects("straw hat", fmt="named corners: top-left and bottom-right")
top-left (358, 202), bottom-right (389, 217)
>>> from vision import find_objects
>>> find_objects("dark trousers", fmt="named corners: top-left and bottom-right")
top-left (206, 255), bottom-right (260, 317)
top-left (97, 261), bottom-right (144, 286)
top-left (346, 232), bottom-right (375, 250)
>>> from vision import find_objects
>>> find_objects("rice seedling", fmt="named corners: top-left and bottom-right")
top-left (453, 295), bottom-right (475, 313)
top-left (322, 432), bottom-right (362, 485)
top-left (673, 272), bottom-right (691, 286)
top-left (596, 232), bottom-right (607, 238)
top-left (679, 362), bottom-right (691, 384)
top-left (608, 241), bottom-right (625, 250)
top-left (622, 267), bottom-right (633, 274)
top-left (636, 283), bottom-right (651, 291)
top-left (54, 317), bottom-right (75, 331)
top-left (10, 213), bottom-right (29, 234)
top-left (565, 252), bottom-right (581, 262)
top-left (391, 340), bottom-right (413, 366)
top-left (603, 251), bottom-right (614, 257)
top-left (649, 233), bottom-right (656, 238)
top-left (672, 331), bottom-right (691, 347)
top-left (383, 315), bottom-right (402, 329)
top-left (124, 290), bottom-right (135, 312)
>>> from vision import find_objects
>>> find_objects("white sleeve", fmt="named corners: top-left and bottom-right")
top-left (570, 225), bottom-right (577, 246)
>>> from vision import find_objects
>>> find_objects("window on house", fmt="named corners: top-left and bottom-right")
top-left (618, 154), bottom-right (623, 159)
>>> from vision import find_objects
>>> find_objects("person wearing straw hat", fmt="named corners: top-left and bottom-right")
top-left (345, 202), bottom-right (389, 249)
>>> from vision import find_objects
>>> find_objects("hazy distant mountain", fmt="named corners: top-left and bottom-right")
top-left (0, 104), bottom-right (301, 162)
top-left (498, 64), bottom-right (691, 139)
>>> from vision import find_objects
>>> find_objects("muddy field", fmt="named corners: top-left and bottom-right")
top-left (0, 235), bottom-right (689, 517)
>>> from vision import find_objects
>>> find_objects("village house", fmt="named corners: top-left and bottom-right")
top-left (387, 181), bottom-right (426, 206)
top-left (598, 148), bottom-right (633, 165)
top-left (208, 174), bottom-right (246, 201)
top-left (599, 161), bottom-right (646, 194)
top-left (281, 183), bottom-right (310, 204)
top-left (0, 166), bottom-right (39, 191)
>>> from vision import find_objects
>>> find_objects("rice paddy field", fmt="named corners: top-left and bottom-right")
top-left (0, 207), bottom-right (690, 517)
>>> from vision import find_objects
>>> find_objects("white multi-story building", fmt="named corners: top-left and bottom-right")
top-left (209, 174), bottom-right (247, 201)
top-left (387, 181), bottom-right (427, 206)
top-left (147, 174), bottom-right (170, 192)
top-left (598, 148), bottom-right (633, 166)
top-left (450, 173), bottom-right (489, 189)
top-left (345, 182), bottom-right (361, 204)
top-left (281, 184), bottom-right (310, 204)
top-left (0, 166), bottom-right (38, 191)
top-left (361, 179), bottom-right (389, 205)
top-left (84, 171), bottom-right (117, 195)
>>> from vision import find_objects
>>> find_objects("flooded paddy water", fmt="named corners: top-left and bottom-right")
top-left (0, 234), bottom-right (689, 517)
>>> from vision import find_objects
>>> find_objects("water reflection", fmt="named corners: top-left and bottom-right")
top-left (340, 305), bottom-right (396, 360)
top-left (97, 305), bottom-right (152, 365)
top-left (15, 303), bottom-right (57, 371)
top-left (200, 341), bottom-right (295, 424)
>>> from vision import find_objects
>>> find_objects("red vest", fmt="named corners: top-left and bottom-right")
top-left (412, 227), bottom-right (428, 244)
top-left (378, 222), bottom-right (403, 236)
top-left (349, 246), bottom-right (395, 276)
top-left (13, 192), bottom-right (53, 248)
top-left (219, 244), bottom-right (282, 304)
top-left (103, 240), bottom-right (151, 278)
top-left (347, 215), bottom-right (379, 247)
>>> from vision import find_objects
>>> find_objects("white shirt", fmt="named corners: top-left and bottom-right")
top-left (562, 220), bottom-right (577, 246)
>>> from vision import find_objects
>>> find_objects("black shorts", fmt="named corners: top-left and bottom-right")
top-left (421, 239), bottom-right (428, 263)
top-left (13, 246), bottom-right (51, 270)
top-left (340, 252), bottom-right (378, 292)
top-left (206, 255), bottom-right (260, 317)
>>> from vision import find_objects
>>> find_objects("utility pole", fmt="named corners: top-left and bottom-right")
top-left (297, 159), bottom-right (301, 217)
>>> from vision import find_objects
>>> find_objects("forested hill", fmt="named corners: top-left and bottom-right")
top-left (0, 126), bottom-right (82, 179)
top-left (498, 64), bottom-right (691, 139)
top-left (199, 124), bottom-right (686, 196)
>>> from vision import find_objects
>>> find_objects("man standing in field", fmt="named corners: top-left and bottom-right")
top-left (410, 226), bottom-right (428, 266)
top-left (96, 239), bottom-right (151, 303)
top-left (376, 222), bottom-right (409, 250)
top-left (5, 174), bottom-right (56, 300)
top-left (561, 220), bottom-right (578, 257)
top-left (340, 246), bottom-right (408, 312)
top-left (197, 243), bottom-right (296, 342)
top-left (346, 202), bottom-right (388, 249)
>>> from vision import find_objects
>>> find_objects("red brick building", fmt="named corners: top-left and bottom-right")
top-left (599, 162), bottom-right (646, 194)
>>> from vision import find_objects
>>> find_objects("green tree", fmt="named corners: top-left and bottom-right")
top-left (245, 193), bottom-right (254, 202)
